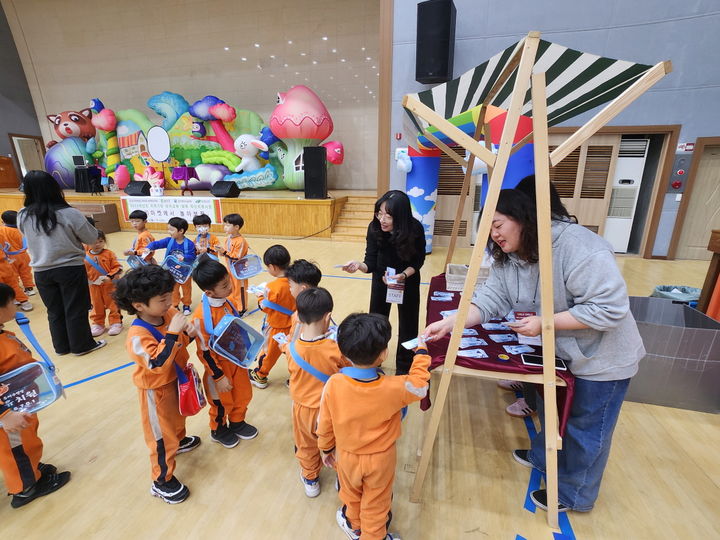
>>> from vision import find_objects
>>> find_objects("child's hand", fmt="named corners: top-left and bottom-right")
top-left (192, 320), bottom-right (209, 350)
top-left (215, 377), bottom-right (233, 393)
top-left (215, 245), bottom-right (226, 255)
top-left (197, 246), bottom-right (207, 254)
top-left (123, 249), bottom-right (134, 256)
top-left (321, 450), bottom-right (336, 468)
top-left (416, 333), bottom-right (427, 349)
top-left (184, 319), bottom-right (198, 338)
top-left (168, 312), bottom-right (187, 334)
top-left (1, 410), bottom-right (32, 433)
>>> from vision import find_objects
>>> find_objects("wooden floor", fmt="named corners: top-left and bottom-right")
top-left (2, 233), bottom-right (718, 539)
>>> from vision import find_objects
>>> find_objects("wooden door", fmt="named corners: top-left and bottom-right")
top-left (676, 145), bottom-right (720, 260)
top-left (0, 157), bottom-right (19, 188)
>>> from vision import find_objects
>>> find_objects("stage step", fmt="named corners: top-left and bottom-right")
top-left (336, 216), bottom-right (369, 227)
top-left (331, 233), bottom-right (366, 242)
top-left (331, 196), bottom-right (375, 240)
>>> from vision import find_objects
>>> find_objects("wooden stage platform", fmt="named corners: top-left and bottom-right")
top-left (0, 189), bottom-right (373, 238)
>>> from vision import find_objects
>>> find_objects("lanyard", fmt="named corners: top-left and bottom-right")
top-left (288, 340), bottom-right (330, 383)
top-left (85, 254), bottom-right (107, 275)
top-left (201, 294), bottom-right (240, 338)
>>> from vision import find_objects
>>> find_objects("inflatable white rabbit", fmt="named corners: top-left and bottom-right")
top-left (233, 134), bottom-right (268, 173)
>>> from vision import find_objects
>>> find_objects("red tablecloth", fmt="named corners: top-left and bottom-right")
top-left (422, 273), bottom-right (575, 436)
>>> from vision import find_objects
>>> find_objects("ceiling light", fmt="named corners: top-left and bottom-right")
top-left (331, 48), bottom-right (337, 53)
top-left (364, 85), bottom-right (368, 89)
top-left (300, 52), bottom-right (306, 56)
top-left (329, 76), bottom-right (334, 80)
top-left (371, 65), bottom-right (376, 69)
top-left (322, 36), bottom-right (328, 41)
top-left (361, 47), bottom-right (366, 51)
top-left (288, 40), bottom-right (293, 44)
top-left (254, 43), bottom-right (260, 48)
top-left (369, 90), bottom-right (373, 94)
top-left (224, 47), bottom-right (229, 51)
top-left (304, 77), bottom-right (308, 81)
top-left (295, 71), bottom-right (300, 75)
top-left (340, 58), bottom-right (346, 62)
top-left (270, 54), bottom-right (276, 59)
top-left (312, 60), bottom-right (318, 65)
top-left (354, 74), bottom-right (358, 78)
top-left (241, 57), bottom-right (247, 61)
top-left (365, 57), bottom-right (371, 61)
top-left (284, 63), bottom-right (288, 67)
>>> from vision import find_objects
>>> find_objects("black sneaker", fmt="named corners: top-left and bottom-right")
top-left (530, 489), bottom-right (569, 513)
top-left (150, 476), bottom-right (189, 504)
top-left (177, 435), bottom-right (201, 454)
top-left (211, 426), bottom-right (240, 448)
top-left (229, 421), bottom-right (258, 440)
top-left (11, 468), bottom-right (71, 508)
top-left (182, 305), bottom-right (191, 316)
top-left (38, 462), bottom-right (57, 476)
top-left (285, 379), bottom-right (290, 388)
top-left (73, 339), bottom-right (107, 356)
top-left (512, 449), bottom-right (533, 468)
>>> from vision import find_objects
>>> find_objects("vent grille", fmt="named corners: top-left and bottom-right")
top-left (549, 145), bottom-right (580, 198)
top-left (580, 145), bottom-right (613, 199)
top-left (619, 138), bottom-right (649, 158)
top-left (607, 187), bottom-right (638, 218)
top-left (438, 144), bottom-right (469, 196)
top-left (434, 219), bottom-right (468, 236)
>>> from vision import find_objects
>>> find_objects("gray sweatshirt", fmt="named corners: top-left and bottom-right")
top-left (17, 206), bottom-right (99, 272)
top-left (471, 220), bottom-right (645, 381)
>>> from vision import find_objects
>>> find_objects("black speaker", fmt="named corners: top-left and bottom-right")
top-left (124, 181), bottom-right (150, 196)
top-left (416, 0), bottom-right (456, 84)
top-left (303, 146), bottom-right (327, 200)
top-left (210, 180), bottom-right (240, 198)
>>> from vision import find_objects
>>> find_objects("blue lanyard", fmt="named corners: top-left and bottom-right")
top-left (14, 313), bottom-right (57, 373)
top-left (339, 365), bottom-right (407, 419)
top-left (288, 340), bottom-right (330, 383)
top-left (260, 299), bottom-right (294, 316)
top-left (201, 294), bottom-right (239, 338)
top-left (85, 254), bottom-right (107, 276)
top-left (3, 236), bottom-right (27, 256)
top-left (131, 318), bottom-right (185, 382)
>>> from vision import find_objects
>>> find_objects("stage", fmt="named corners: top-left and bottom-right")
top-left (0, 189), bottom-right (374, 239)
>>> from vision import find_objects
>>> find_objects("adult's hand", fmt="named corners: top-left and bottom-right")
top-left (342, 261), bottom-right (363, 273)
top-left (423, 315), bottom-right (455, 342)
top-left (507, 316), bottom-right (542, 337)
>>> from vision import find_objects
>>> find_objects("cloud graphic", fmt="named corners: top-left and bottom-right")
top-left (424, 189), bottom-right (437, 202)
top-left (406, 186), bottom-right (425, 198)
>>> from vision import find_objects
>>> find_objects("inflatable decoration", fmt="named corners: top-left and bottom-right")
top-left (46, 108), bottom-right (96, 149)
top-left (224, 164), bottom-right (278, 190)
top-left (136, 166), bottom-right (165, 196)
top-left (114, 164), bottom-right (131, 190)
top-left (233, 134), bottom-right (267, 173)
top-left (147, 92), bottom-right (189, 131)
top-left (195, 164), bottom-right (231, 189)
top-left (44, 137), bottom-right (92, 188)
top-left (258, 126), bottom-right (280, 160)
top-left (201, 149), bottom-right (241, 171)
top-left (189, 96), bottom-right (237, 151)
top-left (91, 108), bottom-right (119, 179)
top-left (268, 85), bottom-right (343, 190)
top-left (395, 148), bottom-right (413, 173)
top-left (321, 140), bottom-right (344, 165)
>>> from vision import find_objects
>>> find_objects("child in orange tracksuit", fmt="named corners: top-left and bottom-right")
top-left (192, 214), bottom-right (221, 260)
top-left (1, 210), bottom-right (35, 296)
top-left (123, 209), bottom-right (156, 264)
top-left (84, 230), bottom-right (123, 337)
top-left (114, 265), bottom-right (201, 504)
top-left (317, 313), bottom-right (431, 540)
top-left (285, 259), bottom-right (323, 341)
top-left (215, 213), bottom-right (248, 314)
top-left (249, 245), bottom-right (295, 389)
top-left (0, 283), bottom-right (71, 508)
top-left (0, 249), bottom-right (32, 312)
top-left (191, 258), bottom-right (258, 448)
top-left (283, 287), bottom-right (348, 498)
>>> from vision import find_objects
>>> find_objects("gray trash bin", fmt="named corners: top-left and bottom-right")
top-left (627, 296), bottom-right (720, 413)
top-left (650, 285), bottom-right (701, 303)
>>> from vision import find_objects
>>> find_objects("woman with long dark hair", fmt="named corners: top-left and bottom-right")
top-left (342, 190), bottom-right (426, 374)
top-left (425, 188), bottom-right (645, 513)
top-left (17, 171), bottom-right (106, 356)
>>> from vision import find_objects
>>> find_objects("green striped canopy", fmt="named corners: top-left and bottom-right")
top-left (404, 38), bottom-right (653, 141)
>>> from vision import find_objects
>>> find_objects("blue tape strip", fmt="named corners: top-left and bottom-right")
top-left (63, 362), bottom-right (134, 389)
top-left (523, 467), bottom-right (542, 513)
top-left (516, 536), bottom-right (528, 540)
top-left (555, 512), bottom-right (576, 540)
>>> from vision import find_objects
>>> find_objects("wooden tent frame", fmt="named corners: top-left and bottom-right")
top-left (402, 31), bottom-right (671, 529)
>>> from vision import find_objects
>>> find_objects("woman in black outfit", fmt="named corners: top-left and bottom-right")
top-left (342, 190), bottom-right (426, 374)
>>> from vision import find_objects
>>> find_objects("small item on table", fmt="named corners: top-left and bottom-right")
top-left (482, 322), bottom-right (511, 331)
top-left (489, 333), bottom-right (516, 343)
top-left (504, 344), bottom-right (535, 355)
top-left (497, 354), bottom-right (510, 361)
top-left (460, 337), bottom-right (488, 348)
top-left (457, 348), bottom-right (488, 359)
top-left (439, 309), bottom-right (458, 319)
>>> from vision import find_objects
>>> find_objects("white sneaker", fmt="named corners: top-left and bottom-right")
top-left (301, 472), bottom-right (320, 498)
top-left (24, 287), bottom-right (36, 296)
top-left (336, 507), bottom-right (360, 540)
top-left (91, 324), bottom-right (106, 337)
top-left (19, 301), bottom-right (33, 312)
top-left (108, 323), bottom-right (123, 336)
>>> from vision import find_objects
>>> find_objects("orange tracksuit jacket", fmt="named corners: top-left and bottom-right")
top-left (126, 309), bottom-right (190, 482)
top-left (223, 235), bottom-right (249, 312)
top-left (256, 277), bottom-right (296, 379)
top-left (317, 351), bottom-right (431, 540)
top-left (284, 336), bottom-right (349, 480)
top-left (191, 299), bottom-right (253, 430)
top-left (0, 329), bottom-right (44, 494)
top-left (0, 226), bottom-right (33, 289)
top-left (0, 251), bottom-right (27, 303)
top-left (84, 248), bottom-right (122, 326)
top-left (130, 230), bottom-right (156, 263)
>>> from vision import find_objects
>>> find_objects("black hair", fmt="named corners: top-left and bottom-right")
top-left (0, 283), bottom-right (16, 307)
top-left (263, 244), bottom-right (290, 269)
top-left (129, 210), bottom-right (148, 220)
top-left (192, 258), bottom-right (229, 291)
top-left (372, 190), bottom-right (420, 261)
top-left (168, 216), bottom-right (188, 234)
top-left (223, 213), bottom-right (244, 228)
top-left (296, 287), bottom-right (333, 324)
top-left (337, 313), bottom-right (392, 366)
top-left (514, 175), bottom-right (577, 223)
top-left (192, 214), bottom-right (212, 226)
top-left (96, 230), bottom-right (107, 242)
top-left (21, 170), bottom-right (70, 234)
top-left (86, 216), bottom-right (96, 227)
top-left (286, 259), bottom-right (321, 288)
top-left (1, 210), bottom-right (17, 226)
top-left (487, 189), bottom-right (539, 264)
top-left (113, 265), bottom-right (175, 315)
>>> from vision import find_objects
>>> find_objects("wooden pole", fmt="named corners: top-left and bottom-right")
top-left (421, 130), bottom-right (468, 168)
top-left (410, 32), bottom-right (540, 502)
top-left (531, 71), bottom-right (561, 530)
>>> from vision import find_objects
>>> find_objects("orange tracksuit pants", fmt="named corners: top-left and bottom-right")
top-left (292, 403), bottom-right (322, 480)
top-left (138, 383), bottom-right (186, 482)
top-left (89, 282), bottom-right (121, 326)
top-left (172, 279), bottom-right (193, 307)
top-left (0, 414), bottom-right (42, 494)
top-left (338, 446), bottom-right (396, 540)
top-left (256, 325), bottom-right (290, 379)
top-left (12, 252), bottom-right (34, 288)
top-left (203, 363), bottom-right (253, 430)
top-left (0, 261), bottom-right (28, 303)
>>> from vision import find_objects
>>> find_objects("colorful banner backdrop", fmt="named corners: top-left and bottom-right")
top-left (120, 196), bottom-right (222, 223)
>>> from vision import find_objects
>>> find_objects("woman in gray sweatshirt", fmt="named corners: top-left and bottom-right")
top-left (425, 188), bottom-right (645, 513)
top-left (17, 171), bottom-right (106, 356)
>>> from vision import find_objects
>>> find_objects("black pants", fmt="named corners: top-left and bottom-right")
top-left (34, 265), bottom-right (96, 354)
top-left (369, 273), bottom-right (420, 374)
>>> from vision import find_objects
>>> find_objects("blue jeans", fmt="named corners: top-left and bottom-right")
top-left (527, 377), bottom-right (630, 511)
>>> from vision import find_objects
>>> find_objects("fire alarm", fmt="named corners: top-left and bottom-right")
top-left (677, 169), bottom-right (685, 175)
top-left (395, 132), bottom-right (402, 140)
top-left (671, 180), bottom-right (682, 190)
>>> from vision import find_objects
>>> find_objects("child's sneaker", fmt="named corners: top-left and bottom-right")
top-left (19, 301), bottom-right (33, 312)
top-left (91, 324), bottom-right (106, 337)
top-left (506, 397), bottom-right (535, 418)
top-left (228, 420), bottom-right (258, 440)
top-left (10, 468), bottom-right (71, 508)
top-left (108, 323), bottom-right (123, 336)
top-left (182, 305), bottom-right (191, 316)
top-left (24, 287), bottom-right (36, 296)
top-left (336, 506), bottom-right (361, 540)
top-left (177, 435), bottom-right (201, 454)
top-left (497, 379), bottom-right (523, 392)
top-left (301, 472), bottom-right (320, 498)
top-left (249, 368), bottom-right (268, 389)
top-left (150, 476), bottom-right (189, 504)
top-left (211, 426), bottom-right (240, 448)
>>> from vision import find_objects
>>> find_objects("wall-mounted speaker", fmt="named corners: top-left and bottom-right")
top-left (416, 0), bottom-right (456, 84)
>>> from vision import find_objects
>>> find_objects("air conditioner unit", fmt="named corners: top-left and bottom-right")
top-left (603, 138), bottom-right (650, 253)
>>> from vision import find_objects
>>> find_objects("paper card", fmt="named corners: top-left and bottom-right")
top-left (432, 291), bottom-right (454, 299)
top-left (482, 322), bottom-right (511, 331)
top-left (458, 348), bottom-right (488, 359)
top-left (385, 267), bottom-right (404, 304)
top-left (248, 283), bottom-right (268, 295)
top-left (401, 337), bottom-right (419, 350)
top-left (440, 309), bottom-right (458, 319)
top-left (460, 337), bottom-right (488, 348)
top-left (503, 344), bottom-right (535, 355)
top-left (431, 295), bottom-right (455, 302)
top-left (272, 332), bottom-right (288, 345)
top-left (333, 264), bottom-right (345, 268)
top-left (462, 328), bottom-right (478, 336)
top-left (489, 333), bottom-right (517, 343)
top-left (518, 334), bottom-right (543, 346)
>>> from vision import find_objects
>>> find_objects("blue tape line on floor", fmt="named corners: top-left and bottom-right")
top-left (322, 273), bottom-right (430, 285)
top-left (556, 512), bottom-right (576, 539)
top-left (516, 535), bottom-right (528, 540)
top-left (524, 468), bottom-right (542, 513)
top-left (63, 362), bottom-right (134, 389)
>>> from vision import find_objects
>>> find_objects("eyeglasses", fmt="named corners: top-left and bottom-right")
top-left (375, 211), bottom-right (393, 222)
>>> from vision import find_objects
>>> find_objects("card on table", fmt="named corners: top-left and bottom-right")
top-left (503, 344), bottom-right (535, 355)
top-left (482, 322), bottom-right (511, 331)
top-left (458, 348), bottom-right (489, 359)
top-left (489, 333), bottom-right (517, 343)
top-left (460, 337), bottom-right (488, 348)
